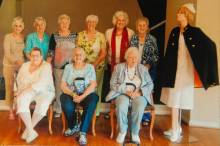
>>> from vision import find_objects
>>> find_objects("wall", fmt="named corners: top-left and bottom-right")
top-left (166, 0), bottom-right (220, 128)
top-left (20, 0), bottom-right (143, 34)
top-left (190, 0), bottom-right (220, 128)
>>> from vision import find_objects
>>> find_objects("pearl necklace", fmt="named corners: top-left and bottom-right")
top-left (126, 65), bottom-right (137, 81)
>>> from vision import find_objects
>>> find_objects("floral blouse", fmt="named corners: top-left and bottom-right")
top-left (130, 34), bottom-right (159, 66)
top-left (77, 31), bottom-right (106, 70)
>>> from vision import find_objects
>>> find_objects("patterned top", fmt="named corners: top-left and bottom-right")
top-left (3, 33), bottom-right (24, 67)
top-left (49, 32), bottom-right (77, 69)
top-left (130, 34), bottom-right (159, 66)
top-left (77, 31), bottom-right (106, 70)
top-left (62, 63), bottom-right (96, 93)
top-left (24, 32), bottom-right (50, 60)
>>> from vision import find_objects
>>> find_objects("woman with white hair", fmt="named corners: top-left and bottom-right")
top-left (102, 10), bottom-right (134, 113)
top-left (24, 17), bottom-right (50, 60)
top-left (106, 47), bottom-right (153, 144)
top-left (49, 14), bottom-right (77, 117)
top-left (16, 48), bottom-right (55, 143)
top-left (60, 47), bottom-right (98, 145)
top-left (3, 16), bottom-right (25, 120)
top-left (77, 14), bottom-right (106, 116)
top-left (160, 3), bottom-right (219, 142)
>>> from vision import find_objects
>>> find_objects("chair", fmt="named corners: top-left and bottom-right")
top-left (109, 94), bottom-right (155, 140)
top-left (17, 103), bottom-right (54, 135)
top-left (61, 104), bottom-right (97, 136)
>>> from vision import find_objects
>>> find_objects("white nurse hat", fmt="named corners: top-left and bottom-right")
top-left (182, 3), bottom-right (196, 14)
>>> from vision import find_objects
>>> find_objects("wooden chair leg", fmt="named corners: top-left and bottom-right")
top-left (149, 109), bottom-right (155, 141)
top-left (18, 115), bottom-right (22, 134)
top-left (110, 109), bottom-right (114, 139)
top-left (61, 112), bottom-right (66, 134)
top-left (48, 105), bottom-right (53, 135)
top-left (92, 113), bottom-right (96, 136)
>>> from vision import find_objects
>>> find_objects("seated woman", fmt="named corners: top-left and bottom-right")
top-left (106, 47), bottom-right (154, 144)
top-left (16, 47), bottom-right (55, 143)
top-left (60, 47), bottom-right (98, 145)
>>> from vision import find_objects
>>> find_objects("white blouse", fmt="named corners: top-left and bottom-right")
top-left (15, 61), bottom-right (55, 94)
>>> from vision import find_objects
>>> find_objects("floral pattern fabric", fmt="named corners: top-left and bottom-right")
top-left (130, 34), bottom-right (159, 66)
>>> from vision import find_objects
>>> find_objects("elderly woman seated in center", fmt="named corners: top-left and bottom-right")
top-left (60, 47), bottom-right (98, 145)
top-left (16, 47), bottom-right (55, 143)
top-left (106, 47), bottom-right (154, 144)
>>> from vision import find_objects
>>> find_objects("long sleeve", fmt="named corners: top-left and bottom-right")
top-left (139, 65), bottom-right (154, 104)
top-left (3, 35), bottom-right (17, 63)
top-left (110, 64), bottom-right (125, 93)
top-left (31, 63), bottom-right (55, 93)
top-left (24, 34), bottom-right (33, 54)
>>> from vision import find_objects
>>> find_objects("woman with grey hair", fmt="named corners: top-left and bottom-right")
top-left (60, 47), bottom-right (98, 145)
top-left (77, 14), bottom-right (106, 116)
top-left (106, 47), bottom-right (153, 144)
top-left (24, 17), bottom-right (50, 60)
top-left (102, 10), bottom-right (134, 112)
top-left (3, 16), bottom-right (25, 120)
top-left (49, 14), bottom-right (77, 117)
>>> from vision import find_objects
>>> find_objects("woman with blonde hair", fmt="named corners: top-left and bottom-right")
top-left (24, 17), bottom-right (50, 60)
top-left (160, 3), bottom-right (219, 142)
top-left (49, 14), bottom-right (77, 117)
top-left (3, 16), bottom-right (25, 120)
top-left (77, 14), bottom-right (106, 116)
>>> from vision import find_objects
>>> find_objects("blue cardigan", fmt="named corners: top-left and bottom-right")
top-left (106, 63), bottom-right (154, 105)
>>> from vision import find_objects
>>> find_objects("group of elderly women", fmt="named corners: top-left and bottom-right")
top-left (3, 9), bottom-right (159, 145)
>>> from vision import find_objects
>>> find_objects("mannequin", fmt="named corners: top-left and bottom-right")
top-left (160, 3), bottom-right (219, 142)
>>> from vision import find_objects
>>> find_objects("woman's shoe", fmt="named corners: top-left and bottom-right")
top-left (116, 132), bottom-right (126, 144)
top-left (21, 129), bottom-right (27, 140)
top-left (131, 133), bottom-right (140, 144)
top-left (26, 130), bottom-right (38, 143)
top-left (164, 127), bottom-right (182, 137)
top-left (169, 128), bottom-right (182, 142)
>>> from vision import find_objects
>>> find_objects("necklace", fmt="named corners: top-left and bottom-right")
top-left (126, 65), bottom-right (137, 81)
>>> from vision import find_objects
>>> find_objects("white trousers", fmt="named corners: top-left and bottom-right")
top-left (17, 90), bottom-right (54, 116)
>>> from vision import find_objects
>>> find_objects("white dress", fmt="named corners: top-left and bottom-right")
top-left (160, 33), bottom-right (194, 110)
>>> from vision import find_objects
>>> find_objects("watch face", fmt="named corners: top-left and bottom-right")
top-left (73, 77), bottom-right (85, 95)
top-left (125, 82), bottom-right (136, 92)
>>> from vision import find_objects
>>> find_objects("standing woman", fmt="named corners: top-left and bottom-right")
top-left (130, 17), bottom-right (159, 82)
top-left (24, 17), bottom-right (49, 61)
top-left (102, 10), bottom-right (134, 105)
top-left (49, 14), bottom-right (77, 117)
top-left (3, 16), bottom-right (25, 120)
top-left (77, 14), bottom-right (106, 116)
top-left (160, 3), bottom-right (219, 142)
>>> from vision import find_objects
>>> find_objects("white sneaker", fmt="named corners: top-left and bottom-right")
top-left (170, 129), bottom-right (182, 142)
top-left (116, 132), bottom-right (126, 144)
top-left (131, 133), bottom-right (140, 144)
top-left (21, 129), bottom-right (27, 140)
top-left (26, 130), bottom-right (38, 143)
top-left (164, 127), bottom-right (182, 136)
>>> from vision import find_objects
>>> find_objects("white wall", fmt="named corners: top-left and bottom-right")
top-left (189, 0), bottom-right (220, 129)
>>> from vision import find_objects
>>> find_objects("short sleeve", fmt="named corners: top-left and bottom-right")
top-left (62, 64), bottom-right (70, 82)
top-left (88, 64), bottom-right (96, 81)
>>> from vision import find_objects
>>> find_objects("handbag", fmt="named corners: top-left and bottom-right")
top-left (0, 75), bottom-right (5, 100)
